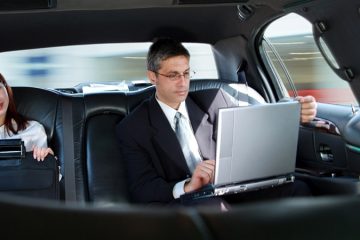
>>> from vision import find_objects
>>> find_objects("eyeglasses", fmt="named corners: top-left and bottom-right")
top-left (0, 83), bottom-right (6, 88)
top-left (154, 70), bottom-right (196, 81)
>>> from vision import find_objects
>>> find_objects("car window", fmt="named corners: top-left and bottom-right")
top-left (0, 43), bottom-right (218, 91)
top-left (260, 13), bottom-right (358, 106)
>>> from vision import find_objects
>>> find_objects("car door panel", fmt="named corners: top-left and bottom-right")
top-left (297, 103), bottom-right (355, 172)
top-left (296, 103), bottom-right (360, 195)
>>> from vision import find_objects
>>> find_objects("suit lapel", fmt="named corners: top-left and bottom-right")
top-left (148, 96), bottom-right (190, 173)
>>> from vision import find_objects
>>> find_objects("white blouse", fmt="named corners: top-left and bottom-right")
top-left (0, 120), bottom-right (48, 152)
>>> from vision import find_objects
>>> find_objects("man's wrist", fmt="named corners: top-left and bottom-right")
top-left (184, 178), bottom-right (192, 193)
top-left (172, 178), bottom-right (190, 199)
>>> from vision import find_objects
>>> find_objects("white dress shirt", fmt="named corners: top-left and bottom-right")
top-left (156, 98), bottom-right (202, 199)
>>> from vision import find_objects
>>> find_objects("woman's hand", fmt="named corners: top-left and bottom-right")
top-left (32, 146), bottom-right (54, 161)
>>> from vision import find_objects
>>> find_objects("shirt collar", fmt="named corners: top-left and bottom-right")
top-left (156, 97), bottom-right (189, 129)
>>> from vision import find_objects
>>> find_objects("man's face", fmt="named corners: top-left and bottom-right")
top-left (148, 55), bottom-right (190, 109)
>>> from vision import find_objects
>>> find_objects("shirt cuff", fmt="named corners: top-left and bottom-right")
top-left (172, 178), bottom-right (190, 199)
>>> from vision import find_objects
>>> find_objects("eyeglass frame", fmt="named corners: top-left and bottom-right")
top-left (153, 70), bottom-right (196, 81)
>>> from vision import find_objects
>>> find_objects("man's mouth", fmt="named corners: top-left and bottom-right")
top-left (176, 90), bottom-right (188, 95)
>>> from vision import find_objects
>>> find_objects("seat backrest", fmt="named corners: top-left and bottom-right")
top-left (198, 196), bottom-right (360, 240)
top-left (80, 82), bottom-right (265, 204)
top-left (83, 92), bottom-right (128, 203)
top-left (11, 86), bottom-right (156, 203)
top-left (0, 193), bottom-right (211, 240)
top-left (9, 87), bottom-right (62, 198)
top-left (82, 86), bottom-right (155, 203)
top-left (13, 87), bottom-right (60, 147)
top-left (12, 82), bottom-right (264, 204)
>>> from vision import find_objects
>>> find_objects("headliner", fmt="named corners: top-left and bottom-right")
top-left (0, 0), bottom-right (295, 51)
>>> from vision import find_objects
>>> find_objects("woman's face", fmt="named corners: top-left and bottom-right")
top-left (0, 83), bottom-right (9, 125)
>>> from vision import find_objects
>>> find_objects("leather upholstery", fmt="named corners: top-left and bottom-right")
top-left (7, 83), bottom-right (360, 240)
top-left (83, 92), bottom-right (128, 202)
top-left (11, 81), bottom-right (265, 203)
top-left (0, 193), bottom-right (210, 240)
top-left (13, 87), bottom-right (59, 143)
top-left (1, 191), bottom-right (360, 239)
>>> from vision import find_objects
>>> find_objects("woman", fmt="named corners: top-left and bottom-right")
top-left (0, 73), bottom-right (54, 161)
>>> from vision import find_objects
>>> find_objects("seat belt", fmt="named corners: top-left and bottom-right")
top-left (236, 62), bottom-right (250, 105)
top-left (62, 97), bottom-right (77, 202)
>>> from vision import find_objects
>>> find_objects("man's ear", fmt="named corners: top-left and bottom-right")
top-left (147, 70), bottom-right (157, 85)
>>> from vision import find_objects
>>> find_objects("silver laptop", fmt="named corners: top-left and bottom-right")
top-left (180, 101), bottom-right (300, 201)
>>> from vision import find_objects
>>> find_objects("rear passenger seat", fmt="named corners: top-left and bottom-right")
top-left (83, 87), bottom-right (154, 203)
top-left (12, 81), bottom-right (264, 204)
top-left (9, 84), bottom-right (360, 240)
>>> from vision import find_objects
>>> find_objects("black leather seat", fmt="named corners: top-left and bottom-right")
top-left (82, 87), bottom-right (155, 203)
top-left (11, 86), bottom-right (157, 203)
top-left (83, 91), bottom-right (129, 203)
top-left (13, 87), bottom-right (60, 154)
top-left (198, 196), bottom-right (360, 240)
top-left (9, 84), bottom-right (360, 240)
top-left (12, 82), bottom-right (263, 203)
top-left (0, 193), bottom-right (212, 240)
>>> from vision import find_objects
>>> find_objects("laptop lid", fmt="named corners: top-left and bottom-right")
top-left (214, 101), bottom-right (301, 187)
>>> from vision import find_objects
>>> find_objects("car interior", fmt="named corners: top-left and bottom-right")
top-left (1, 0), bottom-right (360, 239)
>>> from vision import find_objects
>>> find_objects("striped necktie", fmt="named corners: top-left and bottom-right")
top-left (174, 112), bottom-right (202, 173)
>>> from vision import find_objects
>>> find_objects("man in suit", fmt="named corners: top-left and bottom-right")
top-left (116, 38), bottom-right (317, 205)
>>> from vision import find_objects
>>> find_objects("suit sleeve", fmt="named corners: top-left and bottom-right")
top-left (116, 122), bottom-right (177, 205)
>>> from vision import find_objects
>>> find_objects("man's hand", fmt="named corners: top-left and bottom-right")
top-left (296, 95), bottom-right (317, 123)
top-left (184, 160), bottom-right (215, 193)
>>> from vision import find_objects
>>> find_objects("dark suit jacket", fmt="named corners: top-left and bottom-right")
top-left (116, 88), bottom-right (236, 204)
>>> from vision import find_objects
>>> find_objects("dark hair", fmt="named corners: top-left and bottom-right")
top-left (0, 73), bottom-right (28, 135)
top-left (147, 38), bottom-right (190, 72)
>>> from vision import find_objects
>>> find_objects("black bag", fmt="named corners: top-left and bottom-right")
top-left (0, 139), bottom-right (59, 200)
top-left (0, 138), bottom-right (25, 160)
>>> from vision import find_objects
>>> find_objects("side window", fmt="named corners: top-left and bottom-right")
top-left (260, 13), bottom-right (358, 106)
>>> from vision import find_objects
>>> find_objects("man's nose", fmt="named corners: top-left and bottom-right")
top-left (177, 75), bottom-right (187, 84)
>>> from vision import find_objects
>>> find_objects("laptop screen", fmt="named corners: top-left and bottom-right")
top-left (214, 101), bottom-right (301, 187)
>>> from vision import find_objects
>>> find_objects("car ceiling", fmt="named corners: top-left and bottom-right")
top-left (0, 0), bottom-right (301, 52)
top-left (0, 0), bottom-right (359, 99)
